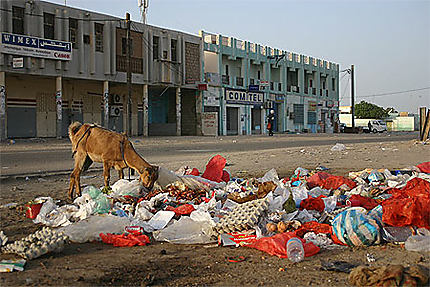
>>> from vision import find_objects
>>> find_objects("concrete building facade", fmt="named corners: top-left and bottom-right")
top-left (200, 31), bottom-right (340, 135)
top-left (0, 0), bottom-right (203, 139)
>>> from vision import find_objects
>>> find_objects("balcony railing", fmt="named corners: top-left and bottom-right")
top-left (236, 77), bottom-right (244, 86)
top-left (116, 55), bottom-right (143, 73)
top-left (222, 75), bottom-right (230, 85)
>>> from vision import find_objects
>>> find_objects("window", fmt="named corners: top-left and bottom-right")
top-left (332, 78), bottom-right (336, 91)
top-left (257, 70), bottom-right (261, 80)
top-left (83, 34), bottom-right (90, 44)
top-left (322, 81), bottom-right (326, 89)
top-left (270, 82), bottom-right (274, 90)
top-left (171, 39), bottom-right (177, 62)
top-left (225, 64), bottom-right (229, 76)
top-left (121, 37), bottom-right (133, 56)
top-left (44, 13), bottom-right (55, 39)
top-left (69, 18), bottom-right (78, 49)
top-left (309, 79), bottom-right (313, 87)
top-left (95, 23), bottom-right (103, 52)
top-left (278, 83), bottom-right (282, 91)
top-left (153, 36), bottom-right (159, 60)
top-left (250, 78), bottom-right (254, 85)
top-left (12, 6), bottom-right (24, 35)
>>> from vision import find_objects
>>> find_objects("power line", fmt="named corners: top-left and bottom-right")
top-left (0, 7), bottom-right (121, 22)
top-left (357, 86), bottom-right (430, 99)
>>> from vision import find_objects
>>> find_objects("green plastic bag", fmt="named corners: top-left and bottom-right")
top-left (84, 186), bottom-right (111, 214)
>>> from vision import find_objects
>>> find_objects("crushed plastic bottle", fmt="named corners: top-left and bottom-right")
top-left (286, 237), bottom-right (304, 263)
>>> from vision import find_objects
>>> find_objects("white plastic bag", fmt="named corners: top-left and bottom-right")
top-left (153, 217), bottom-right (215, 244)
top-left (134, 202), bottom-right (154, 221)
top-left (60, 215), bottom-right (131, 243)
top-left (291, 185), bottom-right (309, 207)
top-left (258, 168), bottom-right (279, 183)
top-left (331, 143), bottom-right (346, 151)
top-left (147, 211), bottom-right (175, 230)
top-left (111, 179), bottom-right (142, 197)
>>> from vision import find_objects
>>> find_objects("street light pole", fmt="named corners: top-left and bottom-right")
top-left (351, 64), bottom-right (355, 130)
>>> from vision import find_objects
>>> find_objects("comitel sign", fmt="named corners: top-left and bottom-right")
top-left (0, 32), bottom-right (72, 60)
top-left (225, 89), bottom-right (263, 105)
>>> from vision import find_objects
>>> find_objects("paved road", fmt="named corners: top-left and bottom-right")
top-left (0, 132), bottom-right (417, 178)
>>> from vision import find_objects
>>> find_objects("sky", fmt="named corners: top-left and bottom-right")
top-left (47, 0), bottom-right (430, 113)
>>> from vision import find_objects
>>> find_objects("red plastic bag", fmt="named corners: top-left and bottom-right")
top-left (25, 203), bottom-right (43, 219)
top-left (246, 232), bottom-right (320, 259)
top-left (417, 162), bottom-right (430, 174)
top-left (165, 204), bottom-right (195, 216)
top-left (348, 194), bottom-right (379, 210)
top-left (381, 178), bottom-right (430, 229)
top-left (300, 195), bottom-right (326, 213)
top-left (321, 175), bottom-right (357, 190)
top-left (189, 168), bottom-right (200, 176)
top-left (306, 172), bottom-right (332, 189)
top-left (100, 233), bottom-right (150, 247)
top-left (294, 221), bottom-right (333, 238)
top-left (202, 155), bottom-right (227, 183)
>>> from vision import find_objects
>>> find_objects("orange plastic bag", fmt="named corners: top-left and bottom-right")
top-left (165, 204), bottom-right (195, 216)
top-left (100, 233), bottom-right (150, 247)
top-left (246, 232), bottom-right (320, 259)
top-left (321, 175), bottom-right (357, 190)
top-left (381, 178), bottom-right (430, 229)
top-left (417, 162), bottom-right (430, 174)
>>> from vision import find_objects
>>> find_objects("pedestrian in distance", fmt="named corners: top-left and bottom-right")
top-left (368, 121), bottom-right (372, 132)
top-left (267, 110), bottom-right (275, 136)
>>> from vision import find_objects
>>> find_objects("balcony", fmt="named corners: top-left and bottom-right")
top-left (236, 77), bottom-right (244, 87)
top-left (222, 75), bottom-right (230, 85)
top-left (116, 55), bottom-right (143, 73)
top-left (325, 90), bottom-right (329, 97)
top-left (320, 89), bottom-right (323, 96)
top-left (304, 87), bottom-right (309, 94)
top-left (312, 88), bottom-right (316, 95)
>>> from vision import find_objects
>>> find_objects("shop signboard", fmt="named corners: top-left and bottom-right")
top-left (202, 112), bottom-right (218, 136)
top-left (249, 85), bottom-right (260, 92)
top-left (0, 32), bottom-right (72, 60)
top-left (308, 101), bottom-right (317, 111)
top-left (225, 89), bottom-right (263, 105)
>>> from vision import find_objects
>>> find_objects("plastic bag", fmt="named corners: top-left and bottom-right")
top-left (147, 211), bottom-right (175, 230)
top-left (416, 161), bottom-right (430, 174)
top-left (100, 233), bottom-right (150, 247)
top-left (332, 207), bottom-right (382, 246)
top-left (294, 167), bottom-right (309, 177)
top-left (291, 185), bottom-right (309, 207)
top-left (83, 186), bottom-right (111, 214)
top-left (165, 204), bottom-right (195, 216)
top-left (134, 202), bottom-right (154, 221)
top-left (381, 178), bottom-right (430, 229)
top-left (246, 232), bottom-right (320, 259)
top-left (201, 155), bottom-right (227, 182)
top-left (321, 176), bottom-right (357, 190)
top-left (258, 168), bottom-right (280, 183)
top-left (330, 143), bottom-right (346, 151)
top-left (111, 179), bottom-right (142, 197)
top-left (404, 228), bottom-right (430, 252)
top-left (153, 217), bottom-right (215, 244)
top-left (368, 170), bottom-right (384, 182)
top-left (60, 215), bottom-right (132, 243)
top-left (306, 172), bottom-right (331, 189)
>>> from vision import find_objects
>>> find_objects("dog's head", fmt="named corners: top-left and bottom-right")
top-left (68, 122), bottom-right (82, 140)
top-left (140, 165), bottom-right (159, 191)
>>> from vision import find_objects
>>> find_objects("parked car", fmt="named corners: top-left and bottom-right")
top-left (367, 120), bottom-right (387, 133)
top-left (340, 123), bottom-right (347, 133)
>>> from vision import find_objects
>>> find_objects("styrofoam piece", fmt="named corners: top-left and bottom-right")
top-left (147, 210), bottom-right (175, 230)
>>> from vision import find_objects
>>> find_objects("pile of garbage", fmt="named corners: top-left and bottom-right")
top-left (1, 156), bottom-right (430, 277)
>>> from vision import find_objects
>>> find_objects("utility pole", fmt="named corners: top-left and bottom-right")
top-left (350, 64), bottom-right (355, 130)
top-left (125, 13), bottom-right (131, 135)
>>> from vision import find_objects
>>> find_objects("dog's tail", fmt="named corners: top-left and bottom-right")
top-left (68, 122), bottom-right (82, 139)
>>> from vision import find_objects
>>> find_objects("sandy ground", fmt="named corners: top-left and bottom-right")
top-left (0, 137), bottom-right (429, 286)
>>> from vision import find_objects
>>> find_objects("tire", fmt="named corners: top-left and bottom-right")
top-left (372, 129), bottom-right (377, 133)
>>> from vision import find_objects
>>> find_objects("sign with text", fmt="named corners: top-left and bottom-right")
top-left (225, 89), bottom-right (264, 105)
top-left (248, 84), bottom-right (260, 92)
top-left (0, 32), bottom-right (72, 60)
top-left (202, 112), bottom-right (218, 136)
top-left (12, 57), bottom-right (24, 68)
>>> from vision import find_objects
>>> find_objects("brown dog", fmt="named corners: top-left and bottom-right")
top-left (68, 122), bottom-right (159, 199)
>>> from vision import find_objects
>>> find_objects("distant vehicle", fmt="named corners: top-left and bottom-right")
top-left (365, 120), bottom-right (387, 133)
top-left (340, 123), bottom-right (347, 133)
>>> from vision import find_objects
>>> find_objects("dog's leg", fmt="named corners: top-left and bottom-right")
top-left (103, 162), bottom-right (111, 187)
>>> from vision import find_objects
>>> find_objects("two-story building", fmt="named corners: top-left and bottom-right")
top-left (0, 0), bottom-right (202, 139)
top-left (200, 30), bottom-right (340, 135)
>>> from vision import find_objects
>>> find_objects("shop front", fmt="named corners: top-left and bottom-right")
top-left (225, 88), bottom-right (264, 135)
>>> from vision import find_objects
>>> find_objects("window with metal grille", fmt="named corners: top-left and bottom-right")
top-left (171, 39), bottom-right (177, 62)
top-left (12, 6), bottom-right (24, 35)
top-left (44, 13), bottom-right (55, 39)
top-left (153, 36), bottom-right (159, 60)
top-left (83, 34), bottom-right (90, 44)
top-left (95, 23), bottom-right (103, 52)
top-left (69, 18), bottom-right (78, 49)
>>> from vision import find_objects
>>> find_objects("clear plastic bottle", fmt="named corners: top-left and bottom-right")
top-left (287, 237), bottom-right (304, 263)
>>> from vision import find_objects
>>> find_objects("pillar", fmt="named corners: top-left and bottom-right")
top-left (196, 90), bottom-right (203, 136)
top-left (143, 84), bottom-right (148, 137)
top-left (176, 87), bottom-right (181, 136)
top-left (56, 76), bottom-right (62, 139)
top-left (103, 81), bottom-right (109, 128)
top-left (0, 72), bottom-right (6, 141)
